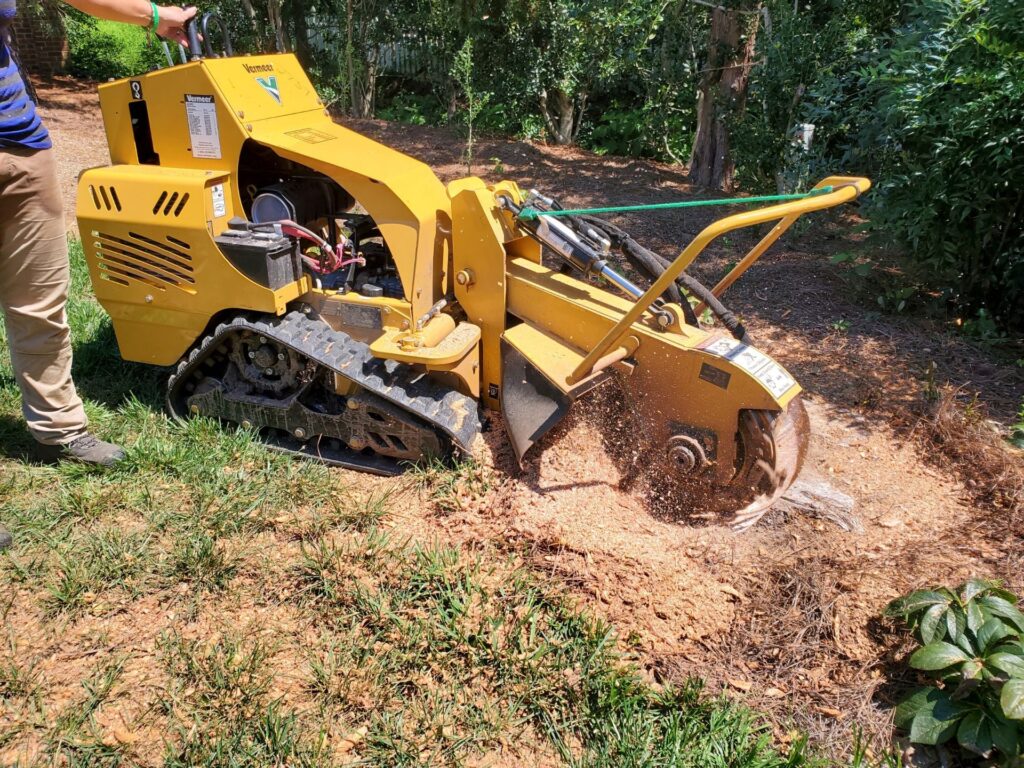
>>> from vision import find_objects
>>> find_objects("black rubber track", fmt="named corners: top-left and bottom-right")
top-left (167, 310), bottom-right (481, 455)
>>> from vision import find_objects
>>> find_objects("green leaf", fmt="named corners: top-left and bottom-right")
top-left (920, 603), bottom-right (947, 644)
top-left (911, 642), bottom-right (970, 670)
top-left (989, 653), bottom-right (1024, 679)
top-left (1002, 641), bottom-right (1024, 657)
top-left (990, 714), bottom-right (1020, 755)
top-left (961, 578), bottom-right (1000, 603)
top-left (896, 687), bottom-right (936, 729)
top-left (909, 689), bottom-right (969, 745)
top-left (966, 598), bottom-right (985, 634)
top-left (1002, 680), bottom-right (1024, 720)
top-left (977, 618), bottom-right (1013, 652)
top-left (979, 596), bottom-right (1024, 632)
top-left (956, 711), bottom-right (993, 756)
top-left (961, 659), bottom-right (984, 680)
top-left (886, 590), bottom-right (952, 619)
top-left (946, 606), bottom-right (966, 642)
top-left (987, 588), bottom-right (1020, 604)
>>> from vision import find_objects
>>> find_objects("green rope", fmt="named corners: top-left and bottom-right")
top-left (517, 186), bottom-right (835, 221)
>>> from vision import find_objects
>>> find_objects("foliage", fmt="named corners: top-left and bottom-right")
top-left (886, 579), bottom-right (1024, 762)
top-left (472, 0), bottom-right (663, 144)
top-left (374, 91), bottom-right (445, 126)
top-left (450, 37), bottom-right (489, 174)
top-left (1010, 401), bottom-right (1024, 450)
top-left (788, 0), bottom-right (1024, 333)
top-left (859, 0), bottom-right (1024, 333)
top-left (65, 14), bottom-right (165, 80)
top-left (583, 101), bottom-right (694, 161)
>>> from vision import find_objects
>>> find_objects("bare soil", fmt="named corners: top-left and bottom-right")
top-left (33, 78), bottom-right (1024, 757)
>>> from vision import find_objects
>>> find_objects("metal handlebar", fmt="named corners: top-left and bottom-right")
top-left (566, 176), bottom-right (872, 384)
top-left (201, 13), bottom-right (233, 58)
top-left (182, 10), bottom-right (234, 61)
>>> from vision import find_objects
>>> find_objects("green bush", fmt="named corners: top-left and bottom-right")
top-left (375, 92), bottom-right (445, 126)
top-left (862, 0), bottom-right (1024, 332)
top-left (67, 16), bottom-right (166, 81)
top-left (886, 579), bottom-right (1024, 762)
top-left (582, 102), bottom-right (693, 161)
top-left (792, 0), bottom-right (1024, 333)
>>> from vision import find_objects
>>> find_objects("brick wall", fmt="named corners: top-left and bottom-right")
top-left (10, 3), bottom-right (67, 75)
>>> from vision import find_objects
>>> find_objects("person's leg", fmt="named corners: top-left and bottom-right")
top-left (0, 147), bottom-right (123, 465)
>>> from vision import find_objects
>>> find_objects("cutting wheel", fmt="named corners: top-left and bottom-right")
top-left (728, 395), bottom-right (810, 530)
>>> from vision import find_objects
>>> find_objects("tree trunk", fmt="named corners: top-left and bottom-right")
top-left (540, 89), bottom-right (576, 145)
top-left (237, 0), bottom-right (262, 48)
top-left (346, 0), bottom-right (357, 115)
top-left (266, 0), bottom-right (288, 53)
top-left (288, 1), bottom-right (312, 66)
top-left (689, 7), bottom-right (759, 190)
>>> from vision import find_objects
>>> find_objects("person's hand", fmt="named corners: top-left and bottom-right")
top-left (156, 5), bottom-right (198, 47)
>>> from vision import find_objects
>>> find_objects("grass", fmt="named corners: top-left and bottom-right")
top-left (0, 242), bottom-right (854, 765)
top-left (410, 456), bottom-right (494, 515)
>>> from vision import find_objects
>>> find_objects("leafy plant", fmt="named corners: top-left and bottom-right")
top-left (66, 15), bottom-right (165, 80)
top-left (1009, 401), bottom-right (1024, 450)
top-left (886, 579), bottom-right (1024, 761)
top-left (375, 92), bottom-right (444, 126)
top-left (450, 37), bottom-right (489, 175)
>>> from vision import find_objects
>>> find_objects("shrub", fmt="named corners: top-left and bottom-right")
top-left (886, 579), bottom-right (1024, 762)
top-left (67, 15), bottom-right (165, 81)
top-left (861, 0), bottom-right (1024, 333)
top-left (376, 91), bottom-right (444, 126)
top-left (795, 0), bottom-right (1024, 333)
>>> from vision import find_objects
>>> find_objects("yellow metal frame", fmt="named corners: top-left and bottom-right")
top-left (568, 176), bottom-right (871, 384)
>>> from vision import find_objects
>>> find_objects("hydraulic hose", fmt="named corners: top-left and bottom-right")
top-left (575, 215), bottom-right (751, 344)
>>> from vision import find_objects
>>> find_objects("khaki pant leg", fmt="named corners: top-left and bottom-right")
top-left (0, 148), bottom-right (88, 445)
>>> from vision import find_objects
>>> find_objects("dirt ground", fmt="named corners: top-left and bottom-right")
top-left (33, 76), bottom-right (1024, 757)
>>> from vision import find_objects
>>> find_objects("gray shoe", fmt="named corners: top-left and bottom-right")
top-left (0, 526), bottom-right (11, 551)
top-left (36, 434), bottom-right (126, 467)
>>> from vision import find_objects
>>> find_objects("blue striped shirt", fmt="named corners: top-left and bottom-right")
top-left (1, 0), bottom-right (51, 149)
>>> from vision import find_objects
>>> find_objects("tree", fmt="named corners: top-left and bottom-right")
top-left (493, 0), bottom-right (661, 145)
top-left (450, 36), bottom-right (489, 173)
top-left (266, 0), bottom-right (288, 53)
top-left (689, 3), bottom-right (760, 189)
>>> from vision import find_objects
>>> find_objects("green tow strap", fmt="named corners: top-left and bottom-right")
top-left (517, 186), bottom-right (835, 221)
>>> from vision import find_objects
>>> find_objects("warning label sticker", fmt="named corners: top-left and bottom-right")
top-left (284, 128), bottom-right (337, 144)
top-left (185, 94), bottom-right (221, 159)
top-left (701, 337), bottom-right (797, 399)
top-left (211, 184), bottom-right (226, 218)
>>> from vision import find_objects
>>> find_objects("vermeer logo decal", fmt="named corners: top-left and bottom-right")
top-left (256, 75), bottom-right (281, 104)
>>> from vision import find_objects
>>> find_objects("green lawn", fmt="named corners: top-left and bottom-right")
top-left (0, 243), bottom-right (857, 766)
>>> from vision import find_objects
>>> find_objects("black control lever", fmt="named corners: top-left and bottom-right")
top-left (183, 8), bottom-right (202, 61)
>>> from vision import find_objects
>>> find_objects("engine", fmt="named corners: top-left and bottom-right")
top-left (219, 150), bottom-right (406, 300)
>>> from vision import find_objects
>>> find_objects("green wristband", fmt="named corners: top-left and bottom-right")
top-left (150, 2), bottom-right (159, 33)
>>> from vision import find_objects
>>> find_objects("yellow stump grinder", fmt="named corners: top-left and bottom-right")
top-left (76, 16), bottom-right (870, 527)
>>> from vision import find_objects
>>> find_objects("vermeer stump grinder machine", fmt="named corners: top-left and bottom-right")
top-left (76, 16), bottom-right (870, 528)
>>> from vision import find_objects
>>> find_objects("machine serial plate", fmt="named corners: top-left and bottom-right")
top-left (700, 338), bottom-right (796, 398)
top-left (324, 301), bottom-right (383, 329)
top-left (698, 362), bottom-right (731, 390)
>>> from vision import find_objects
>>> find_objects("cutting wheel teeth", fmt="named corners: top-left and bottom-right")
top-left (728, 395), bottom-right (810, 531)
